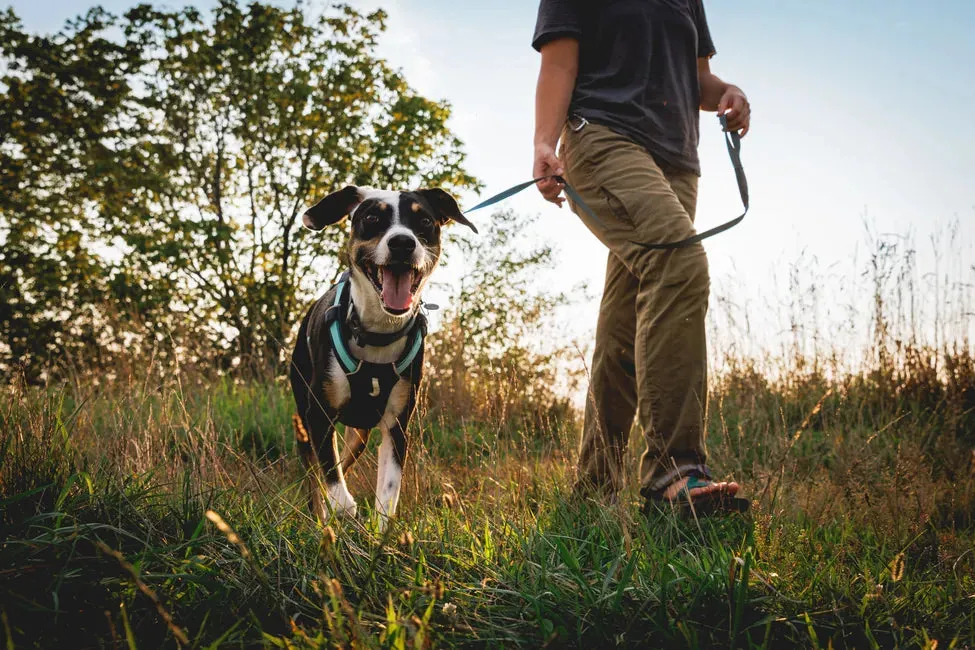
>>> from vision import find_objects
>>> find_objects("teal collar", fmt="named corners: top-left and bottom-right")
top-left (323, 273), bottom-right (426, 377)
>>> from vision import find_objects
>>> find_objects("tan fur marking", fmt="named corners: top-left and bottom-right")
top-left (411, 202), bottom-right (421, 213)
top-left (378, 201), bottom-right (388, 210)
top-left (292, 414), bottom-right (309, 443)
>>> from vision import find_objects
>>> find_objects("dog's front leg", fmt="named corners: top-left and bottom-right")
top-left (294, 415), bottom-right (329, 521)
top-left (375, 425), bottom-right (407, 531)
top-left (320, 430), bottom-right (358, 519)
top-left (375, 381), bottom-right (414, 531)
top-left (306, 403), bottom-right (357, 520)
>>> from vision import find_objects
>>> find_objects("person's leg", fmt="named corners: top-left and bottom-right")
top-left (560, 121), bottom-right (742, 505)
top-left (576, 250), bottom-right (637, 496)
top-left (636, 166), bottom-right (739, 503)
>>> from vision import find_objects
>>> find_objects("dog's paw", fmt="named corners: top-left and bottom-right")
top-left (325, 482), bottom-right (358, 518)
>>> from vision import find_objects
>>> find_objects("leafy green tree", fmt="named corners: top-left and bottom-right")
top-left (0, 1), bottom-right (477, 379)
top-left (0, 7), bottom-right (172, 377)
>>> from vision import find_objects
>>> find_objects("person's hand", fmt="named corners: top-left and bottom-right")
top-left (533, 142), bottom-right (565, 207)
top-left (718, 86), bottom-right (750, 137)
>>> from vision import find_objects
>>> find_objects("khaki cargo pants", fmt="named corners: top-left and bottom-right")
top-left (559, 119), bottom-right (711, 497)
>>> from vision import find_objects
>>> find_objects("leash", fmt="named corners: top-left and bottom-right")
top-left (464, 114), bottom-right (748, 250)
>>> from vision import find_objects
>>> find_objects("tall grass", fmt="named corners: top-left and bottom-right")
top-left (1, 223), bottom-right (974, 648)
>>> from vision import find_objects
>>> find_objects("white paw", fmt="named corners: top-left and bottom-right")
top-left (326, 482), bottom-right (358, 518)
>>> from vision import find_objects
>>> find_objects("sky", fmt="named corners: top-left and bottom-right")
top-left (9, 0), bottom-right (975, 358)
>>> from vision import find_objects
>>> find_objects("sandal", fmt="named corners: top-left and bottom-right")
top-left (643, 471), bottom-right (751, 516)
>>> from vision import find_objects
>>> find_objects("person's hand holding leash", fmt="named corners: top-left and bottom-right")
top-left (533, 143), bottom-right (565, 207)
top-left (718, 85), bottom-right (750, 136)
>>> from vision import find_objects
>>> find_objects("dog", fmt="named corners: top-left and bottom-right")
top-left (289, 185), bottom-right (476, 529)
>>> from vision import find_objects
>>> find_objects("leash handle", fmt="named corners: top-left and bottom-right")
top-left (464, 114), bottom-right (748, 250)
top-left (719, 112), bottom-right (748, 211)
top-left (635, 114), bottom-right (749, 250)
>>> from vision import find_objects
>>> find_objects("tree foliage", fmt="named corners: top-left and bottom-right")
top-left (0, 1), bottom-right (477, 379)
top-left (423, 210), bottom-right (584, 436)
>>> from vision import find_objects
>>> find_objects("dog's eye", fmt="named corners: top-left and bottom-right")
top-left (420, 216), bottom-right (434, 228)
top-left (364, 214), bottom-right (379, 224)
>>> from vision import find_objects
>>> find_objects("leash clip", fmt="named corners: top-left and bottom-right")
top-left (568, 115), bottom-right (589, 133)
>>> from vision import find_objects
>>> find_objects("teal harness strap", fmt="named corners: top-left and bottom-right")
top-left (329, 280), bottom-right (360, 374)
top-left (326, 275), bottom-right (425, 377)
top-left (396, 328), bottom-right (424, 375)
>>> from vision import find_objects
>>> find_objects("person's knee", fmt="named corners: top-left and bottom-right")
top-left (681, 245), bottom-right (710, 297)
top-left (634, 244), bottom-right (710, 299)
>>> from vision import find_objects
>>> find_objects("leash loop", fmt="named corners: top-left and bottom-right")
top-left (464, 114), bottom-right (748, 250)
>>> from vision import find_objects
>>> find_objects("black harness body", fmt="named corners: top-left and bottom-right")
top-left (317, 274), bottom-right (426, 431)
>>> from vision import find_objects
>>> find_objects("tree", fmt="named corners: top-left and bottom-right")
top-left (0, 7), bottom-right (171, 377)
top-left (0, 1), bottom-right (477, 379)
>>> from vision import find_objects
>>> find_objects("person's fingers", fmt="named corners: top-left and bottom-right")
top-left (533, 146), bottom-right (567, 206)
top-left (536, 178), bottom-right (565, 207)
top-left (542, 153), bottom-right (564, 178)
top-left (726, 104), bottom-right (750, 133)
top-left (738, 108), bottom-right (751, 137)
top-left (537, 177), bottom-right (558, 193)
top-left (718, 93), bottom-right (731, 116)
top-left (540, 186), bottom-right (564, 204)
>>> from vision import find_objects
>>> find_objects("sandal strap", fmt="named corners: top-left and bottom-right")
top-left (683, 475), bottom-right (714, 492)
top-left (645, 463), bottom-right (712, 495)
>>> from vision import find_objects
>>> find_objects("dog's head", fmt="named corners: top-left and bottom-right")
top-left (303, 186), bottom-right (477, 318)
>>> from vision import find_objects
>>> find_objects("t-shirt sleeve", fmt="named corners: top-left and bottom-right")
top-left (531, 0), bottom-right (583, 52)
top-left (693, 1), bottom-right (717, 59)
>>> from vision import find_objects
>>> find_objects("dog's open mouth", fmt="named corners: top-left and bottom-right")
top-left (362, 262), bottom-right (422, 315)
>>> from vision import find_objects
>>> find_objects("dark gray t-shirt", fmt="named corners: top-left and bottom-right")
top-left (533, 0), bottom-right (716, 175)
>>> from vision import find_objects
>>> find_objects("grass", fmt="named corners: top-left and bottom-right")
top-left (2, 223), bottom-right (974, 648)
top-left (2, 352), bottom-right (974, 649)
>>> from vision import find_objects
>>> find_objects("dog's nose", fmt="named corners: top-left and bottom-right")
top-left (388, 234), bottom-right (416, 257)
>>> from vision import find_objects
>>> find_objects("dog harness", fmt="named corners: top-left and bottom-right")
top-left (318, 273), bottom-right (426, 430)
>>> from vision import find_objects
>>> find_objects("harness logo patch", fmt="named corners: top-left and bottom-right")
top-left (369, 378), bottom-right (380, 397)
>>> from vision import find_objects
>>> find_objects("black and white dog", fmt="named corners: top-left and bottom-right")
top-left (290, 185), bottom-right (476, 529)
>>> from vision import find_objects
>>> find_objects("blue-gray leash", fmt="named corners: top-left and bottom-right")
top-left (464, 114), bottom-right (748, 250)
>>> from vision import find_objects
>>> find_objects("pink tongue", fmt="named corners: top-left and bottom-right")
top-left (381, 268), bottom-right (414, 311)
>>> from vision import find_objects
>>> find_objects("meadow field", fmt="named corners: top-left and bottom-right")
top-left (2, 3), bottom-right (974, 647)
top-left (3, 230), bottom-right (974, 650)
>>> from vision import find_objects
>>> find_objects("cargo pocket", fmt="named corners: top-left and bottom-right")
top-left (598, 185), bottom-right (634, 228)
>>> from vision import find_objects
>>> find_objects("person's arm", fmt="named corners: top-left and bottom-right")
top-left (698, 57), bottom-right (750, 136)
top-left (533, 37), bottom-right (578, 206)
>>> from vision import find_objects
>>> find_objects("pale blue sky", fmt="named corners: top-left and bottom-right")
top-left (9, 0), bottom-right (975, 357)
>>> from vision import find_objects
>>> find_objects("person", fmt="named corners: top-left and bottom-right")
top-left (531, 0), bottom-right (751, 513)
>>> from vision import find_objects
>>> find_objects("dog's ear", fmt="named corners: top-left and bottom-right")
top-left (415, 188), bottom-right (478, 233)
top-left (303, 186), bottom-right (363, 231)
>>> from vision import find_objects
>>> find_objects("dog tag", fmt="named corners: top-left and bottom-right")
top-left (423, 303), bottom-right (440, 311)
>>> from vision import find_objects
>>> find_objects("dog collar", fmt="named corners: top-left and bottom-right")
top-left (324, 272), bottom-right (426, 376)
top-left (347, 306), bottom-right (418, 348)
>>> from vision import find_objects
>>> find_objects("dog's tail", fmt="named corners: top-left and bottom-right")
top-left (292, 414), bottom-right (310, 444)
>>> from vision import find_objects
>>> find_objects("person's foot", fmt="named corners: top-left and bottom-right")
top-left (645, 474), bottom-right (750, 515)
top-left (660, 476), bottom-right (740, 502)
